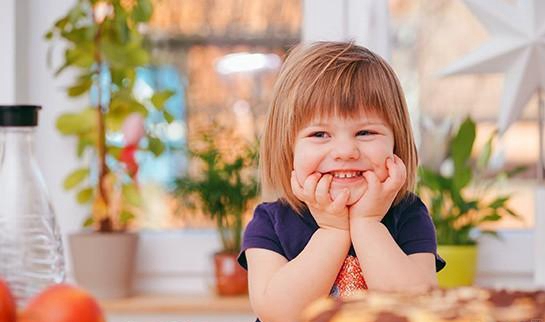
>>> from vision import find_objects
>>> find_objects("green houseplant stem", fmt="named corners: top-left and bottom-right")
top-left (46, 0), bottom-right (175, 232)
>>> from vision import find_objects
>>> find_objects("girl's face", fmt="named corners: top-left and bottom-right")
top-left (293, 112), bottom-right (395, 205)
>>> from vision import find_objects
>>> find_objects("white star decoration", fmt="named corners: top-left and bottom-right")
top-left (441, 0), bottom-right (545, 134)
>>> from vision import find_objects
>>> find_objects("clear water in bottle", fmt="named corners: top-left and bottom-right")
top-left (0, 105), bottom-right (65, 306)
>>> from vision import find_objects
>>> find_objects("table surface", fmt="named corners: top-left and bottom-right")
top-left (101, 293), bottom-right (253, 314)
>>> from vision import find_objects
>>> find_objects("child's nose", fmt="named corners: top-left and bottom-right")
top-left (331, 141), bottom-right (360, 160)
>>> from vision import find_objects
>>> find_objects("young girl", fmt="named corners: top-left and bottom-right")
top-left (237, 41), bottom-right (445, 322)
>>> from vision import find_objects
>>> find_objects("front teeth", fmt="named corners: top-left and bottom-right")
top-left (332, 171), bottom-right (363, 179)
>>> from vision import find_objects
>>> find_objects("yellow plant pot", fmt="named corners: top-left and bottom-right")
top-left (437, 245), bottom-right (477, 288)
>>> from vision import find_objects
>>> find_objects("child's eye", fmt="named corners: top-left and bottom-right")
top-left (357, 130), bottom-right (374, 136)
top-left (310, 131), bottom-right (329, 138)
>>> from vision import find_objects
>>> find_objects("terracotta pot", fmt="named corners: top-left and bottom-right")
top-left (213, 252), bottom-right (248, 296)
top-left (68, 231), bottom-right (138, 299)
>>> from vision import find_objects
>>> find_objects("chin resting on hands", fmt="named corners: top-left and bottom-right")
top-left (291, 171), bottom-right (350, 230)
top-left (349, 155), bottom-right (407, 222)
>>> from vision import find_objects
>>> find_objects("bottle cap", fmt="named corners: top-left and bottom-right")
top-left (0, 105), bottom-right (41, 126)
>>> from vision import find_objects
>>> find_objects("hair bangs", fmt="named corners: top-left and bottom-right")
top-left (292, 59), bottom-right (394, 131)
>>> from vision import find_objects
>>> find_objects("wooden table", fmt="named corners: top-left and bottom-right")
top-left (101, 293), bottom-right (255, 322)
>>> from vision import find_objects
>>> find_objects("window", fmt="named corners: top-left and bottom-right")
top-left (390, 0), bottom-right (535, 229)
top-left (132, 0), bottom-right (301, 229)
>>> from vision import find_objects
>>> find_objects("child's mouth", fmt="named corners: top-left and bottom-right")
top-left (326, 170), bottom-right (365, 184)
top-left (329, 170), bottom-right (364, 179)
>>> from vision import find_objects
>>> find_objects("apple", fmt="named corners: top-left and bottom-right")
top-left (20, 284), bottom-right (105, 322)
top-left (0, 278), bottom-right (16, 322)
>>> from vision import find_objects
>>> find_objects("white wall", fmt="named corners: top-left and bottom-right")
top-left (11, 0), bottom-right (88, 275)
top-left (0, 0), bottom-right (15, 103)
top-left (303, 0), bottom-right (390, 61)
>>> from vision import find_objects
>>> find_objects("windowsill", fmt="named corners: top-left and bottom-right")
top-left (101, 293), bottom-right (252, 314)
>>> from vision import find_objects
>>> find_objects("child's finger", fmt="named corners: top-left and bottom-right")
top-left (315, 174), bottom-right (332, 205)
top-left (329, 188), bottom-right (350, 212)
top-left (303, 172), bottom-right (321, 203)
top-left (290, 171), bottom-right (307, 200)
top-left (363, 170), bottom-right (380, 190)
top-left (384, 156), bottom-right (406, 192)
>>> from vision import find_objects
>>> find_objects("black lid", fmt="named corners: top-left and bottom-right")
top-left (0, 105), bottom-right (41, 126)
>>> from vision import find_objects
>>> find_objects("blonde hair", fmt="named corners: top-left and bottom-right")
top-left (261, 41), bottom-right (418, 213)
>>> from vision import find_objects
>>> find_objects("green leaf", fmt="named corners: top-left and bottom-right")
top-left (53, 16), bottom-right (69, 30)
top-left (56, 108), bottom-right (96, 135)
top-left (62, 27), bottom-right (95, 43)
top-left (113, 7), bottom-right (129, 43)
top-left (451, 117), bottom-right (476, 170)
top-left (77, 137), bottom-right (94, 157)
top-left (148, 137), bottom-right (165, 156)
top-left (83, 216), bottom-right (94, 228)
top-left (67, 76), bottom-right (93, 97)
top-left (101, 40), bottom-right (149, 69)
top-left (54, 62), bottom-right (70, 77)
top-left (125, 48), bottom-right (149, 67)
top-left (132, 0), bottom-right (153, 22)
top-left (111, 68), bottom-right (135, 87)
top-left (418, 167), bottom-right (450, 191)
top-left (122, 184), bottom-right (142, 207)
top-left (505, 165), bottom-right (527, 178)
top-left (108, 146), bottom-right (122, 159)
top-left (488, 196), bottom-right (509, 209)
top-left (64, 168), bottom-right (90, 190)
top-left (480, 213), bottom-right (502, 223)
top-left (504, 208), bottom-right (523, 220)
top-left (65, 45), bottom-right (94, 68)
top-left (57, 113), bottom-right (81, 135)
top-left (76, 187), bottom-right (94, 204)
top-left (67, 4), bottom-right (85, 25)
top-left (452, 165), bottom-right (472, 190)
top-left (45, 31), bottom-right (54, 40)
top-left (477, 133), bottom-right (494, 170)
top-left (106, 113), bottom-right (126, 132)
top-left (151, 90), bottom-right (175, 110)
top-left (164, 111), bottom-right (175, 123)
top-left (119, 210), bottom-right (136, 224)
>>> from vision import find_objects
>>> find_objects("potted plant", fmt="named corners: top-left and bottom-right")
top-left (46, 0), bottom-right (175, 298)
top-left (417, 116), bottom-right (523, 288)
top-left (175, 124), bottom-right (259, 296)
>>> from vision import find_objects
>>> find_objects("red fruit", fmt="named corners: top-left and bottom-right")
top-left (0, 278), bottom-right (16, 322)
top-left (20, 284), bottom-right (105, 322)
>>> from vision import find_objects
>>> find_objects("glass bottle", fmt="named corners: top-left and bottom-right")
top-left (0, 105), bottom-right (65, 306)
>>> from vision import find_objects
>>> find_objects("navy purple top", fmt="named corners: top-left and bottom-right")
top-left (238, 192), bottom-right (445, 271)
top-left (237, 193), bottom-right (445, 322)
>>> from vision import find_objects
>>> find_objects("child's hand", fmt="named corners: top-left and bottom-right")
top-left (349, 155), bottom-right (407, 222)
top-left (291, 171), bottom-right (350, 230)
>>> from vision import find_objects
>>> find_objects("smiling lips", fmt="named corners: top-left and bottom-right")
top-left (325, 170), bottom-right (365, 183)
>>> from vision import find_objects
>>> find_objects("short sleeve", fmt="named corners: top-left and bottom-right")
top-left (396, 197), bottom-right (446, 272)
top-left (237, 203), bottom-right (285, 270)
